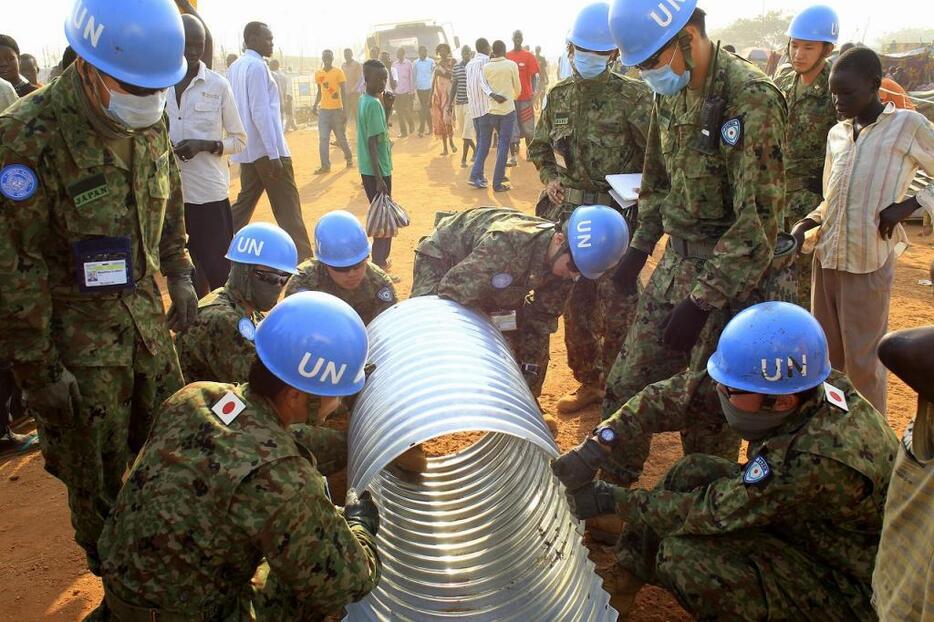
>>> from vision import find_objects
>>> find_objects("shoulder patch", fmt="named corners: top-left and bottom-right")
top-left (238, 317), bottom-right (256, 342)
top-left (376, 286), bottom-right (394, 302)
top-left (491, 273), bottom-right (513, 289)
top-left (0, 164), bottom-right (38, 201)
top-left (211, 391), bottom-right (246, 425)
top-left (720, 117), bottom-right (743, 147)
top-left (823, 382), bottom-right (849, 412)
top-left (743, 455), bottom-right (771, 485)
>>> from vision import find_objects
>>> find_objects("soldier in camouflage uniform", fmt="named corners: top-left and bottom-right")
top-left (602, 2), bottom-right (787, 486)
top-left (529, 1), bottom-right (652, 414)
top-left (0, 1), bottom-right (199, 574)
top-left (554, 303), bottom-right (897, 619)
top-left (412, 206), bottom-right (629, 400)
top-left (175, 223), bottom-right (348, 475)
top-left (285, 210), bottom-right (397, 326)
top-left (774, 5), bottom-right (841, 308)
top-left (97, 293), bottom-right (381, 621)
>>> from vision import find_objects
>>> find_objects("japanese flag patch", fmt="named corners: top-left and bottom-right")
top-left (211, 391), bottom-right (246, 425)
top-left (823, 382), bottom-right (849, 412)
top-left (720, 117), bottom-right (743, 147)
top-left (743, 455), bottom-right (771, 485)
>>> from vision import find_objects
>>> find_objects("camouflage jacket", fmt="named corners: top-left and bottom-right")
top-left (0, 65), bottom-right (191, 388)
top-left (774, 63), bottom-right (838, 222)
top-left (612, 370), bottom-right (897, 584)
top-left (414, 207), bottom-right (572, 366)
top-left (529, 70), bottom-right (651, 206)
top-left (98, 382), bottom-right (380, 618)
top-left (284, 259), bottom-right (397, 325)
top-left (175, 287), bottom-right (261, 385)
top-left (633, 48), bottom-right (786, 310)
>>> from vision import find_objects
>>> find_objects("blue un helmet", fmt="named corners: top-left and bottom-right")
top-left (65, 0), bottom-right (185, 89)
top-left (707, 301), bottom-right (832, 394)
top-left (786, 5), bottom-right (840, 44)
top-left (314, 211), bottom-right (371, 268)
top-left (255, 292), bottom-right (368, 396)
top-left (566, 205), bottom-right (630, 279)
top-left (226, 223), bottom-right (300, 274)
top-left (568, 2), bottom-right (617, 53)
top-left (609, 0), bottom-right (698, 66)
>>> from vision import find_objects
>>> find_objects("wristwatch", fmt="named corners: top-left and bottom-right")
top-left (594, 425), bottom-right (617, 447)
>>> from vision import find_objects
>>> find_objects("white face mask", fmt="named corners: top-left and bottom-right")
top-left (106, 88), bottom-right (167, 129)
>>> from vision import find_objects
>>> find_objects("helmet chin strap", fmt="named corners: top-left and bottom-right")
top-left (677, 31), bottom-right (694, 72)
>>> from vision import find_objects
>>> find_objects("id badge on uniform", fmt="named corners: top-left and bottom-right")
top-left (72, 236), bottom-right (134, 293)
top-left (490, 310), bottom-right (518, 332)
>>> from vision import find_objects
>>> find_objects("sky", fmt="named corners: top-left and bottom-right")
top-left (10, 0), bottom-right (934, 69)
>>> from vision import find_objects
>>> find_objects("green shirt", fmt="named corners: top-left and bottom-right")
top-left (356, 93), bottom-right (391, 177)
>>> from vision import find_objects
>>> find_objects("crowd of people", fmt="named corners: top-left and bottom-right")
top-left (0, 0), bottom-right (932, 620)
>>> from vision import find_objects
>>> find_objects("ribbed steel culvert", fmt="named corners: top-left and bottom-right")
top-left (344, 296), bottom-right (617, 622)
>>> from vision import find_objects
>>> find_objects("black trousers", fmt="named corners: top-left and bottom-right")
top-left (362, 174), bottom-right (393, 268)
top-left (417, 89), bottom-right (433, 134)
top-left (184, 199), bottom-right (234, 297)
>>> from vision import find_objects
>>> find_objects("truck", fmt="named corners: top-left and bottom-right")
top-left (366, 20), bottom-right (460, 59)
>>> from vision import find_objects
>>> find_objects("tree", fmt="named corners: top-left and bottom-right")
top-left (710, 11), bottom-right (792, 52)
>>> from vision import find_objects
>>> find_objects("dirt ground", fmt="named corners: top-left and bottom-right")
top-left (2, 125), bottom-right (932, 621)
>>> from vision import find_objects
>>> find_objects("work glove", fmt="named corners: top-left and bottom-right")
top-left (551, 437), bottom-right (607, 491)
top-left (612, 248), bottom-right (649, 296)
top-left (566, 480), bottom-right (619, 520)
top-left (661, 297), bottom-right (710, 353)
top-left (166, 272), bottom-right (199, 333)
top-left (22, 366), bottom-right (81, 419)
top-left (344, 488), bottom-right (380, 536)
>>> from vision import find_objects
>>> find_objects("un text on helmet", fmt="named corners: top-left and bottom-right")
top-left (72, 1), bottom-right (105, 49)
top-left (761, 355), bottom-right (808, 382)
top-left (298, 352), bottom-right (347, 385)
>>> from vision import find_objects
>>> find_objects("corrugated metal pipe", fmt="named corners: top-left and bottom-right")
top-left (344, 296), bottom-right (618, 622)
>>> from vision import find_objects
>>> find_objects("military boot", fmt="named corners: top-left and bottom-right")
top-left (393, 445), bottom-right (428, 473)
top-left (603, 568), bottom-right (644, 618)
top-left (557, 383), bottom-right (605, 414)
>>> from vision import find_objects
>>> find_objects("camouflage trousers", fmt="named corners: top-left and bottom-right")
top-left (27, 333), bottom-right (182, 575)
top-left (601, 246), bottom-right (740, 484)
top-left (616, 454), bottom-right (875, 621)
top-left (564, 271), bottom-right (639, 386)
top-left (412, 252), bottom-right (549, 396)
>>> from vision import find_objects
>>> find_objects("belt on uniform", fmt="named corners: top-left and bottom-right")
top-left (564, 188), bottom-right (613, 207)
top-left (785, 176), bottom-right (821, 193)
top-left (103, 582), bottom-right (197, 622)
top-left (668, 235), bottom-right (718, 260)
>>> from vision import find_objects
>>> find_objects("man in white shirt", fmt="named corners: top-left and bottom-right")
top-left (0, 76), bottom-right (16, 112)
top-left (465, 38), bottom-right (504, 188)
top-left (791, 47), bottom-right (934, 413)
top-left (227, 21), bottom-right (313, 260)
top-left (168, 15), bottom-right (247, 297)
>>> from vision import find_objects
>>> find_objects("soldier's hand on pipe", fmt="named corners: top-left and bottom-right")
top-left (566, 480), bottom-right (618, 520)
top-left (551, 437), bottom-right (607, 490)
top-left (344, 488), bottom-right (380, 536)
